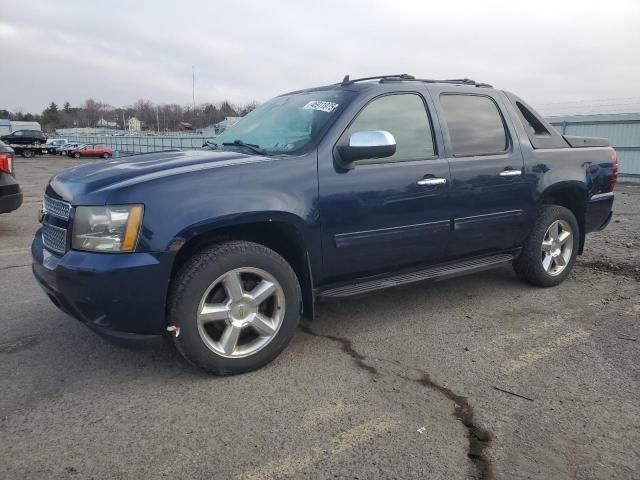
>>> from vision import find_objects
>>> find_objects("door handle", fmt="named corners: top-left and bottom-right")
top-left (417, 177), bottom-right (447, 186)
top-left (499, 169), bottom-right (522, 177)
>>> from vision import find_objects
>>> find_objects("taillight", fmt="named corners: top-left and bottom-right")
top-left (610, 148), bottom-right (618, 192)
top-left (0, 152), bottom-right (12, 174)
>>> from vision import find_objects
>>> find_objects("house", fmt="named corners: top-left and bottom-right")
top-left (128, 117), bottom-right (142, 132)
top-left (97, 118), bottom-right (118, 128)
top-left (177, 122), bottom-right (194, 131)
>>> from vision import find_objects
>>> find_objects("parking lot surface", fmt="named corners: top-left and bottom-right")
top-left (1, 155), bottom-right (639, 479)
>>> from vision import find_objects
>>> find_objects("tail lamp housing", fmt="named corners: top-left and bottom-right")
top-left (0, 152), bottom-right (13, 175)
top-left (609, 148), bottom-right (618, 192)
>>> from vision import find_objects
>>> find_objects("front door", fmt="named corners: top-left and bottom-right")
top-left (318, 92), bottom-right (451, 283)
top-left (11, 131), bottom-right (25, 144)
top-left (434, 91), bottom-right (531, 258)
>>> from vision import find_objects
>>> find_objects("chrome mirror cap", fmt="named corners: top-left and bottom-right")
top-left (337, 130), bottom-right (397, 165)
top-left (349, 130), bottom-right (396, 148)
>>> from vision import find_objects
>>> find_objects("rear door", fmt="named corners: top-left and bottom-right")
top-left (318, 91), bottom-right (451, 283)
top-left (432, 89), bottom-right (531, 258)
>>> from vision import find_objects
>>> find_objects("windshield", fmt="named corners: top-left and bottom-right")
top-left (214, 89), bottom-right (353, 155)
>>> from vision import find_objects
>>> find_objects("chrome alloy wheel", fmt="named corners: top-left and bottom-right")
top-left (196, 267), bottom-right (285, 358)
top-left (541, 219), bottom-right (573, 276)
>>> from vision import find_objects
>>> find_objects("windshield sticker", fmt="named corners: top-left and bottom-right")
top-left (303, 101), bottom-right (339, 113)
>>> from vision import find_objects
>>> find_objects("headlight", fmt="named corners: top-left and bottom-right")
top-left (72, 204), bottom-right (144, 252)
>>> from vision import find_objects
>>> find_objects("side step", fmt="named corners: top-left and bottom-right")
top-left (317, 253), bottom-right (515, 299)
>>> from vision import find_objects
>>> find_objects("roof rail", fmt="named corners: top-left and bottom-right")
top-left (340, 74), bottom-right (415, 85)
top-left (339, 74), bottom-right (492, 88)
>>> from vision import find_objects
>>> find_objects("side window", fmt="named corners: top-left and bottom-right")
top-left (440, 94), bottom-right (508, 156)
top-left (341, 94), bottom-right (435, 161)
top-left (14, 131), bottom-right (23, 136)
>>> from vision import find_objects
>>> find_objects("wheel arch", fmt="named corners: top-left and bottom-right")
top-left (540, 182), bottom-right (588, 254)
top-left (169, 213), bottom-right (316, 320)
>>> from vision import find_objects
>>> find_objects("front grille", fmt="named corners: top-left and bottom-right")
top-left (42, 223), bottom-right (67, 254)
top-left (43, 195), bottom-right (71, 220)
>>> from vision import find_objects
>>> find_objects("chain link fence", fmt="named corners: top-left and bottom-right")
top-left (65, 135), bottom-right (217, 154)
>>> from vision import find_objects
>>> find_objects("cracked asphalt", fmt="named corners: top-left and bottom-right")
top-left (1, 156), bottom-right (639, 479)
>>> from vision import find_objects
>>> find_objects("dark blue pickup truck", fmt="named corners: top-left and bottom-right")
top-left (32, 75), bottom-right (617, 374)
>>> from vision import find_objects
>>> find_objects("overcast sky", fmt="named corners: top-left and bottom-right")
top-left (2, 0), bottom-right (639, 116)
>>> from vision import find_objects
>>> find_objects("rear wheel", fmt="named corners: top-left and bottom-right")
top-left (22, 149), bottom-right (33, 158)
top-left (74, 152), bottom-right (81, 158)
top-left (168, 241), bottom-right (302, 375)
top-left (103, 152), bottom-right (110, 159)
top-left (513, 205), bottom-right (579, 287)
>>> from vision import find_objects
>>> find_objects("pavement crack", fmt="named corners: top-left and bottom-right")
top-left (412, 371), bottom-right (494, 480)
top-left (0, 264), bottom-right (30, 272)
top-left (300, 323), bottom-right (494, 479)
top-left (300, 324), bottom-right (377, 374)
top-left (0, 335), bottom-right (39, 354)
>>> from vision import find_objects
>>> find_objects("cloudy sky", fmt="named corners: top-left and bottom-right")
top-left (2, 0), bottom-right (639, 116)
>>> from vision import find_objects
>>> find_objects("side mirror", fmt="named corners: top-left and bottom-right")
top-left (337, 130), bottom-right (396, 165)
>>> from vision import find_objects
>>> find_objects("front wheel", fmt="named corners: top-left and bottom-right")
top-left (74, 152), bottom-right (81, 158)
top-left (168, 241), bottom-right (302, 375)
top-left (513, 205), bottom-right (579, 287)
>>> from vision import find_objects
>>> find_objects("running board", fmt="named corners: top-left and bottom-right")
top-left (317, 253), bottom-right (515, 299)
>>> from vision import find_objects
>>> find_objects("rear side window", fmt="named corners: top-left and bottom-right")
top-left (342, 93), bottom-right (435, 161)
top-left (440, 94), bottom-right (508, 156)
top-left (516, 102), bottom-right (550, 137)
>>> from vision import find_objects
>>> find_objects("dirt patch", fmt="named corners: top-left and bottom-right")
top-left (578, 259), bottom-right (640, 282)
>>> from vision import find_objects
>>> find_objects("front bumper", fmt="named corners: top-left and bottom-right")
top-left (32, 229), bottom-right (174, 343)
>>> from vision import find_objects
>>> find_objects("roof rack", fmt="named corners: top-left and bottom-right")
top-left (340, 74), bottom-right (492, 88)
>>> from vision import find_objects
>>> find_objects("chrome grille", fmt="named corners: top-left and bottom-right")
top-left (42, 223), bottom-right (67, 254)
top-left (43, 195), bottom-right (71, 220)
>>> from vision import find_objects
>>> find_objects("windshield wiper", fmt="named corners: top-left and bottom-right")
top-left (221, 140), bottom-right (266, 155)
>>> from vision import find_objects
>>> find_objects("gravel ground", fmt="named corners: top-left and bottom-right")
top-left (1, 155), bottom-right (638, 479)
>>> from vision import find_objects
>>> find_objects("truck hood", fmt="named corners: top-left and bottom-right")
top-left (48, 150), bottom-right (274, 202)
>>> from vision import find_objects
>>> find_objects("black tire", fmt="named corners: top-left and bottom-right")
top-left (74, 152), bottom-right (81, 158)
top-left (22, 149), bottom-right (33, 158)
top-left (513, 205), bottom-right (579, 287)
top-left (168, 241), bottom-right (302, 375)
top-left (103, 152), bottom-right (110, 159)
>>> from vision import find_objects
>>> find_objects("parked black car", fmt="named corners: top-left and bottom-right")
top-left (0, 140), bottom-right (22, 214)
top-left (32, 74), bottom-right (616, 375)
top-left (1, 129), bottom-right (47, 146)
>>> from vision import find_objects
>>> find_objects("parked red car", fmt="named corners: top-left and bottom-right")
top-left (68, 144), bottom-right (112, 159)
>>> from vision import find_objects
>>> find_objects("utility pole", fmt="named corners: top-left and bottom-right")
top-left (192, 65), bottom-right (196, 116)
top-left (156, 105), bottom-right (160, 134)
